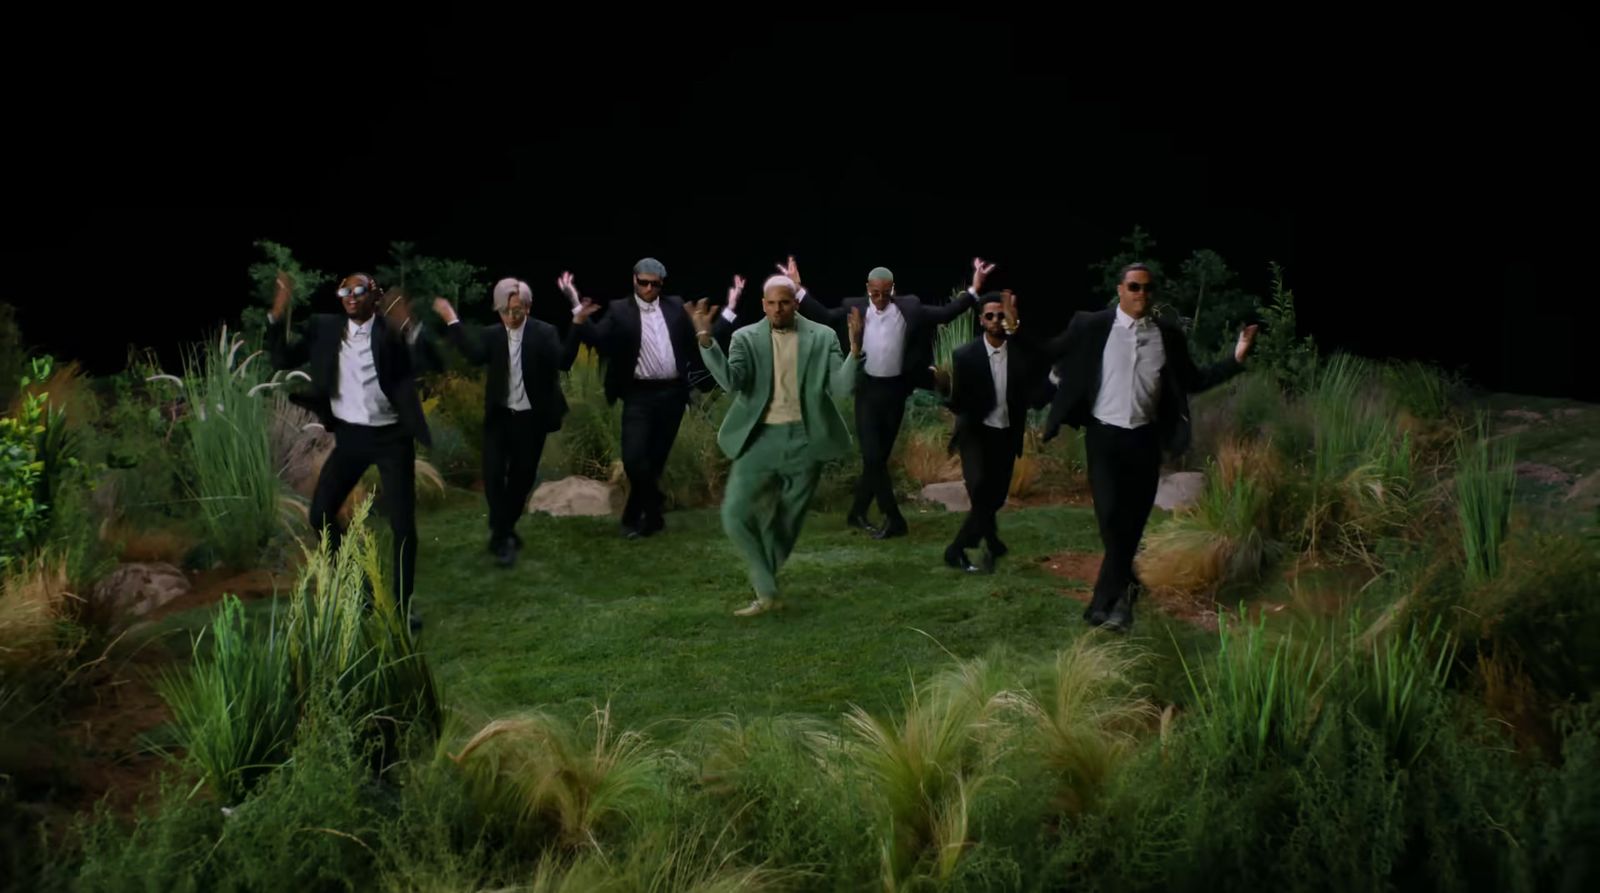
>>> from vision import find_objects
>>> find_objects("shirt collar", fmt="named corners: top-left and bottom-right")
top-left (985, 338), bottom-right (1007, 359)
top-left (346, 317), bottom-right (374, 339)
top-left (1115, 305), bottom-right (1152, 330)
top-left (635, 294), bottom-right (660, 313)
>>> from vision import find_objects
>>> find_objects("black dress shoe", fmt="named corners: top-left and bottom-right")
top-left (495, 539), bottom-right (518, 568)
top-left (944, 546), bottom-right (983, 573)
top-left (846, 513), bottom-right (879, 535)
top-left (621, 524), bottom-right (643, 540)
top-left (1084, 607), bottom-right (1108, 627)
top-left (872, 518), bottom-right (908, 540)
top-left (1100, 596), bottom-right (1135, 633)
top-left (986, 537), bottom-right (1009, 559)
top-left (638, 515), bottom-right (665, 537)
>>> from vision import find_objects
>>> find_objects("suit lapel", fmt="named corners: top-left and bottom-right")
top-left (752, 319), bottom-right (774, 404)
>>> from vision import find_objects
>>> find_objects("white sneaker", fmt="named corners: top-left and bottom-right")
top-left (733, 599), bottom-right (776, 617)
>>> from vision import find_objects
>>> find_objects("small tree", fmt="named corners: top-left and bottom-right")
top-left (1090, 225), bottom-right (1165, 307)
top-left (242, 241), bottom-right (333, 343)
top-left (1249, 263), bottom-right (1316, 393)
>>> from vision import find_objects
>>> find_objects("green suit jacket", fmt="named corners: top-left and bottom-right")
top-left (699, 315), bottom-right (858, 461)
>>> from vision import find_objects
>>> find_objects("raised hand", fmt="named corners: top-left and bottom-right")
top-left (1235, 324), bottom-right (1260, 363)
top-left (847, 306), bottom-right (864, 355)
top-left (689, 298), bottom-right (722, 337)
top-left (271, 270), bottom-right (293, 320)
top-left (432, 297), bottom-right (459, 326)
top-left (557, 271), bottom-right (581, 309)
top-left (727, 274), bottom-right (746, 313)
top-left (774, 255), bottom-right (802, 288)
top-left (971, 257), bottom-right (996, 293)
top-left (573, 297), bottom-right (601, 324)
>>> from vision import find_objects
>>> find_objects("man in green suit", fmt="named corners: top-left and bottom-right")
top-left (691, 275), bottom-right (864, 617)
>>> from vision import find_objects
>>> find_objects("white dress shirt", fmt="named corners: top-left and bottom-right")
top-left (983, 338), bottom-right (1010, 429)
top-left (862, 300), bottom-right (909, 378)
top-left (331, 318), bottom-right (398, 426)
top-left (1092, 305), bottom-right (1166, 429)
top-left (505, 323), bottom-right (532, 411)
top-left (633, 295), bottom-right (679, 380)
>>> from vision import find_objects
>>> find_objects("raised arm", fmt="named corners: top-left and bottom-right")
top-left (266, 271), bottom-right (311, 369)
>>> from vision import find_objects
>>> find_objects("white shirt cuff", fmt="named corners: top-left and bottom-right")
top-left (1049, 370), bottom-right (1061, 385)
top-left (266, 311), bottom-right (277, 326)
top-left (795, 288), bottom-right (807, 303)
top-left (721, 307), bottom-right (737, 323)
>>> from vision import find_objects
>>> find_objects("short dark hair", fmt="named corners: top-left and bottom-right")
top-left (1119, 263), bottom-right (1153, 283)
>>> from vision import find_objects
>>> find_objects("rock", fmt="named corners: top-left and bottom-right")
top-left (1154, 472), bottom-right (1207, 511)
top-left (919, 481), bottom-right (971, 512)
top-left (528, 476), bottom-right (618, 517)
top-left (92, 563), bottom-right (191, 620)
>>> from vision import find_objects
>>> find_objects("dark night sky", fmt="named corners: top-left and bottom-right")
top-left (11, 12), bottom-right (1592, 400)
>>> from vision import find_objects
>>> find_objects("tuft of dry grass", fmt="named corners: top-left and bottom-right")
top-left (0, 555), bottom-right (78, 676)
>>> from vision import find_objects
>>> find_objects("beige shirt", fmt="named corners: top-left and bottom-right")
top-left (761, 326), bottom-right (802, 425)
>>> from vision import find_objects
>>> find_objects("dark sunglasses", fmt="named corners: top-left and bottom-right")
top-left (635, 277), bottom-right (663, 289)
top-left (1125, 281), bottom-right (1155, 293)
top-left (981, 311), bottom-right (1005, 320)
top-left (336, 284), bottom-right (373, 298)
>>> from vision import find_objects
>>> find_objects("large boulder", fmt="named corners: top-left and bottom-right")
top-left (1154, 471), bottom-right (1207, 512)
top-left (528, 476), bottom-right (618, 517)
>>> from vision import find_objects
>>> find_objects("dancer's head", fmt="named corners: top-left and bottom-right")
top-left (1117, 263), bottom-right (1155, 319)
top-left (762, 275), bottom-right (798, 330)
top-left (493, 278), bottom-right (532, 329)
top-left (866, 266), bottom-right (894, 311)
top-left (633, 257), bottom-right (667, 303)
top-left (980, 293), bottom-right (1008, 345)
top-left (336, 273), bottom-right (382, 323)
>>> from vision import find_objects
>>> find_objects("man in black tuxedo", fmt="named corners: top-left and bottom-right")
top-left (1044, 263), bottom-right (1258, 632)
top-left (562, 258), bottom-right (730, 539)
top-left (433, 278), bottom-right (600, 567)
top-left (267, 271), bottom-right (431, 629)
top-left (790, 255), bottom-right (992, 539)
top-left (941, 290), bottom-right (1068, 573)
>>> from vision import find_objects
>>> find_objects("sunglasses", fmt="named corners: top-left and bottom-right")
top-left (981, 311), bottom-right (1006, 320)
top-left (1124, 281), bottom-right (1155, 293)
top-left (336, 284), bottom-right (372, 298)
top-left (635, 278), bottom-right (663, 289)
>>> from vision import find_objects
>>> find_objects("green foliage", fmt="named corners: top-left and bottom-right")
top-left (1, 358), bottom-right (53, 568)
top-left (155, 595), bottom-right (297, 804)
top-left (1091, 224), bottom-right (1165, 298)
top-left (156, 496), bottom-right (440, 806)
top-left (242, 240), bottom-right (333, 342)
top-left (374, 240), bottom-right (488, 326)
top-left (1455, 417), bottom-right (1517, 586)
top-left (151, 328), bottom-right (287, 569)
top-left (1249, 263), bottom-right (1317, 394)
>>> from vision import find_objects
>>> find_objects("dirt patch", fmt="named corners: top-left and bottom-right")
top-left (1008, 487), bottom-right (1094, 509)
top-left (1501, 409), bottom-right (1545, 423)
top-left (149, 567), bottom-right (292, 623)
top-left (1038, 551), bottom-right (1102, 594)
top-left (56, 651), bottom-right (174, 818)
top-left (1515, 462), bottom-right (1577, 487)
top-left (1038, 551), bottom-right (1298, 631)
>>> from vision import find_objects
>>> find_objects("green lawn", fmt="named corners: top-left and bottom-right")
top-left (387, 492), bottom-right (1211, 733)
